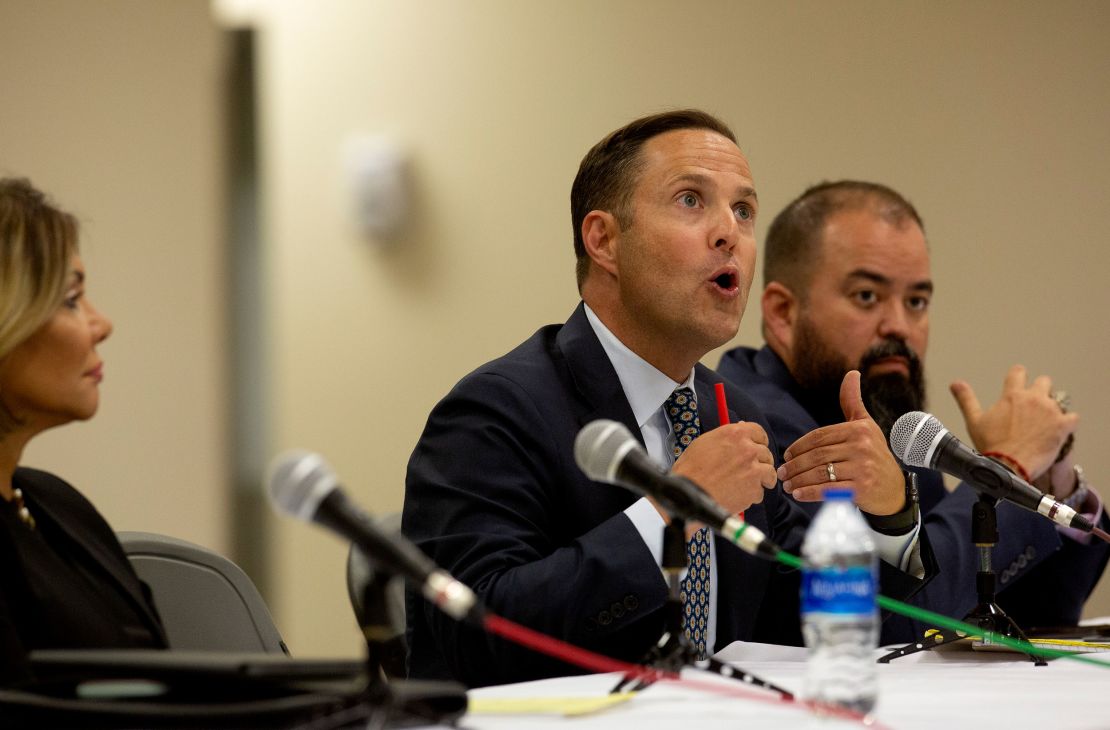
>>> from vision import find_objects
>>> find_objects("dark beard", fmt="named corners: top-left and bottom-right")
top-left (792, 318), bottom-right (926, 437)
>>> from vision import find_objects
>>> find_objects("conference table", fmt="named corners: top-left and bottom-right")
top-left (454, 641), bottom-right (1109, 730)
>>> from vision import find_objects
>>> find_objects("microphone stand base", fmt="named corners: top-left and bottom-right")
top-left (616, 516), bottom-right (794, 699)
top-left (611, 627), bottom-right (794, 698)
top-left (877, 603), bottom-right (1046, 666)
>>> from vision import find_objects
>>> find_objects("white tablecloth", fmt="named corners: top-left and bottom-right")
top-left (456, 641), bottom-right (1110, 730)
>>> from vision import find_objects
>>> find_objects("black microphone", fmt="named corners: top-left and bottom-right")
top-left (889, 411), bottom-right (1093, 532)
top-left (267, 450), bottom-right (482, 623)
top-left (573, 419), bottom-right (781, 559)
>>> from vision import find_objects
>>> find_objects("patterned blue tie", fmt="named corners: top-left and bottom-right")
top-left (665, 387), bottom-right (710, 658)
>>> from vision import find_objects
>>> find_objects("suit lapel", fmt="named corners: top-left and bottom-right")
top-left (555, 303), bottom-right (644, 446)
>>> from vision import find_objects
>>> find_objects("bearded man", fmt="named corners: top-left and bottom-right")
top-left (718, 180), bottom-right (1109, 642)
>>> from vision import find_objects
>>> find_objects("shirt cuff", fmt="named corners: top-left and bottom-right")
top-left (872, 519), bottom-right (924, 576)
top-left (625, 497), bottom-right (668, 568)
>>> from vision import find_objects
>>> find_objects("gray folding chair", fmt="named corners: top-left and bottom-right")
top-left (117, 531), bottom-right (288, 654)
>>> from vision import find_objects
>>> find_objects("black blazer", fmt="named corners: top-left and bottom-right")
top-left (403, 304), bottom-right (931, 687)
top-left (0, 468), bottom-right (167, 685)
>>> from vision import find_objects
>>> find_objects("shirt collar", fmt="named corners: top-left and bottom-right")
top-left (583, 303), bottom-right (696, 429)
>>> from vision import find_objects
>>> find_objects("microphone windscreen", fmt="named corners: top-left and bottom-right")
top-left (573, 420), bottom-right (636, 483)
top-left (267, 450), bottom-right (337, 521)
top-left (888, 411), bottom-right (944, 468)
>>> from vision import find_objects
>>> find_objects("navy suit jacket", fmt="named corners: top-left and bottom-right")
top-left (718, 345), bottom-right (1110, 642)
top-left (403, 305), bottom-right (931, 687)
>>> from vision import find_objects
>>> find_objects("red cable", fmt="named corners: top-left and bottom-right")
top-left (483, 613), bottom-right (663, 681)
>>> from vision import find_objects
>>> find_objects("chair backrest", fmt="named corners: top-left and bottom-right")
top-left (117, 531), bottom-right (288, 655)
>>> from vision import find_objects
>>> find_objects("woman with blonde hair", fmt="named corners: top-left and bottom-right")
top-left (0, 178), bottom-right (166, 685)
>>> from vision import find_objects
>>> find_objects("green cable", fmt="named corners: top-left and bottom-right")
top-left (773, 549), bottom-right (1110, 669)
top-left (775, 551), bottom-right (802, 570)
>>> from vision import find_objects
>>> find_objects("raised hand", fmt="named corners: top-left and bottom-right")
top-left (949, 364), bottom-right (1078, 481)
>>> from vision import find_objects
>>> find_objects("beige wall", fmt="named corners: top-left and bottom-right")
top-left (0, 0), bottom-right (230, 550)
top-left (249, 0), bottom-right (1110, 656)
top-left (4, 0), bottom-right (1108, 660)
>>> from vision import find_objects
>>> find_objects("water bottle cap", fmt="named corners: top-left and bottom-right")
top-left (824, 488), bottom-right (854, 501)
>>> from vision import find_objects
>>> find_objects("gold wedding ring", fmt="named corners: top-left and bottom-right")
top-left (826, 463), bottom-right (837, 482)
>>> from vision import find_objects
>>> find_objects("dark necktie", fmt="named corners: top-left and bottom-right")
top-left (664, 387), bottom-right (710, 658)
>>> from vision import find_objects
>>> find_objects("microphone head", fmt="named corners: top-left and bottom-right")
top-left (574, 419), bottom-right (639, 484)
top-left (889, 411), bottom-right (947, 468)
top-left (267, 450), bottom-right (339, 522)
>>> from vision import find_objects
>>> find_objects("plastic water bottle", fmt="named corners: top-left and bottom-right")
top-left (800, 488), bottom-right (879, 715)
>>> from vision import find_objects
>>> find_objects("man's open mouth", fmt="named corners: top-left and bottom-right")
top-left (710, 268), bottom-right (739, 292)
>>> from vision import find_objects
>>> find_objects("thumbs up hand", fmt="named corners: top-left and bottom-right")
top-left (778, 370), bottom-right (908, 516)
top-left (839, 368), bottom-right (871, 422)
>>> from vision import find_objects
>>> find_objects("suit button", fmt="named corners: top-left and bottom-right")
top-left (1025, 546), bottom-right (1036, 560)
top-left (598, 610), bottom-right (612, 626)
top-left (611, 602), bottom-right (625, 619)
top-left (624, 594), bottom-right (639, 612)
top-left (1016, 555), bottom-right (1028, 569)
top-left (1000, 568), bottom-right (1012, 584)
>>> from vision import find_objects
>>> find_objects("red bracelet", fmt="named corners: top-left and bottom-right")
top-left (981, 450), bottom-right (1032, 483)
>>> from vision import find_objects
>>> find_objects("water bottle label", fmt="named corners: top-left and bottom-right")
top-left (801, 566), bottom-right (876, 614)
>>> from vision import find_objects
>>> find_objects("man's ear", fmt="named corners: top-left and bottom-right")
top-left (581, 210), bottom-right (621, 278)
top-left (762, 281), bottom-right (799, 357)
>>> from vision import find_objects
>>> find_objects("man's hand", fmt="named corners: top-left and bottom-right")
top-left (778, 370), bottom-right (907, 516)
top-left (670, 421), bottom-right (778, 519)
top-left (950, 364), bottom-right (1078, 481)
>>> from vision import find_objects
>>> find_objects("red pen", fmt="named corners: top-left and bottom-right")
top-left (713, 383), bottom-right (743, 520)
top-left (714, 382), bottom-right (730, 428)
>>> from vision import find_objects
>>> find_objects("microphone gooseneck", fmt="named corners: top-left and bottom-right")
top-left (889, 411), bottom-right (1093, 533)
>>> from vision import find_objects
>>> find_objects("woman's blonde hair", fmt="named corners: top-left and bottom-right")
top-left (0, 178), bottom-right (79, 431)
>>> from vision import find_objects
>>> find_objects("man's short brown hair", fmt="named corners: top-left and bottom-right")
top-left (763, 180), bottom-right (924, 296)
top-left (570, 109), bottom-right (737, 290)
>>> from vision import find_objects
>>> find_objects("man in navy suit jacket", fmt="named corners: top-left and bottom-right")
top-left (717, 180), bottom-right (1109, 643)
top-left (403, 114), bottom-right (932, 688)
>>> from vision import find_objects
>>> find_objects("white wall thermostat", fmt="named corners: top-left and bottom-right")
top-left (342, 134), bottom-right (410, 242)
